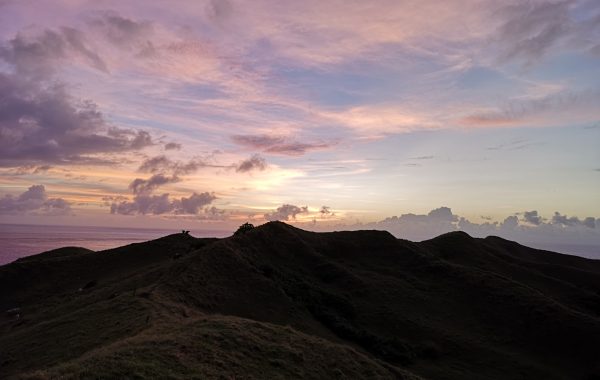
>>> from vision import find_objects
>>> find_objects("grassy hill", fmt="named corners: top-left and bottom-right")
top-left (1, 222), bottom-right (599, 379)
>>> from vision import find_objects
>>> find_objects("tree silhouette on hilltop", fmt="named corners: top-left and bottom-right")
top-left (234, 222), bottom-right (254, 235)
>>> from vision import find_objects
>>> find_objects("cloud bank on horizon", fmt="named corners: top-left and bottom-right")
top-left (0, 0), bottom-right (599, 252)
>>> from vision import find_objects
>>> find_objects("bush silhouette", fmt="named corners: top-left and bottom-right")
top-left (234, 222), bottom-right (255, 235)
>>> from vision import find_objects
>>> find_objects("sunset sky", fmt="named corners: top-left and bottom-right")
top-left (0, 1), bottom-right (599, 246)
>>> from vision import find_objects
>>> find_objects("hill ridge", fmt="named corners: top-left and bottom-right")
top-left (1, 223), bottom-right (599, 379)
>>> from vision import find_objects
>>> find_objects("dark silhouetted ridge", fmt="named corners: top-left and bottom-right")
top-left (1, 223), bottom-right (599, 379)
top-left (15, 247), bottom-right (93, 263)
top-left (422, 230), bottom-right (474, 247)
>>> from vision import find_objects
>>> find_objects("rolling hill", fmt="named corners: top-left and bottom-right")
top-left (1, 222), bottom-right (599, 379)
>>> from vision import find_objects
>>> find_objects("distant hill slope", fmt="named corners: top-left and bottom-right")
top-left (1, 222), bottom-right (599, 379)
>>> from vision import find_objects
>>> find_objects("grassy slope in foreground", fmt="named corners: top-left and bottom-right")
top-left (1, 222), bottom-right (599, 379)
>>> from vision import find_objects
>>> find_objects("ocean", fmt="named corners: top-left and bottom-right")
top-left (0, 224), bottom-right (230, 266)
top-left (1, 224), bottom-right (598, 266)
top-left (521, 242), bottom-right (600, 261)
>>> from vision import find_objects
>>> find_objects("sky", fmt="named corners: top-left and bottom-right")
top-left (0, 0), bottom-right (599, 250)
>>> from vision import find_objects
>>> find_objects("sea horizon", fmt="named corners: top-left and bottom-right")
top-left (0, 223), bottom-right (231, 266)
top-left (2, 222), bottom-right (599, 266)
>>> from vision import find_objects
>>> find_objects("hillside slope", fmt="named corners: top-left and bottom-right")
top-left (1, 222), bottom-right (599, 379)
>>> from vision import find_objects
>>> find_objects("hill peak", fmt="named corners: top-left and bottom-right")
top-left (259, 220), bottom-right (300, 231)
top-left (232, 220), bottom-right (306, 237)
top-left (426, 230), bottom-right (473, 243)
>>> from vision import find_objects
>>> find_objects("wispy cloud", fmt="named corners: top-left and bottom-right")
top-left (459, 89), bottom-right (600, 128)
top-left (231, 134), bottom-right (335, 156)
top-left (137, 155), bottom-right (219, 175)
top-left (0, 27), bottom-right (108, 76)
top-left (129, 174), bottom-right (180, 195)
top-left (0, 1), bottom-right (598, 231)
top-left (493, 1), bottom-right (571, 66)
top-left (236, 154), bottom-right (267, 173)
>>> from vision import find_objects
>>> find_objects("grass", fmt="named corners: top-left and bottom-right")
top-left (17, 315), bottom-right (418, 380)
top-left (1, 222), bottom-right (600, 379)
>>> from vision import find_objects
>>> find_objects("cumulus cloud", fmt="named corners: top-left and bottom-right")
top-left (205, 205), bottom-right (226, 218)
top-left (501, 215), bottom-right (519, 230)
top-left (0, 185), bottom-right (71, 215)
top-left (0, 74), bottom-right (154, 166)
top-left (236, 154), bottom-right (267, 173)
top-left (339, 207), bottom-right (600, 258)
top-left (320, 205), bottom-right (333, 217)
top-left (111, 193), bottom-right (170, 215)
top-left (0, 26), bottom-right (155, 167)
top-left (522, 210), bottom-right (542, 225)
top-left (111, 167), bottom-right (217, 216)
top-left (176, 192), bottom-right (217, 214)
top-left (110, 191), bottom-right (216, 215)
top-left (264, 204), bottom-right (308, 221)
top-left (351, 206), bottom-right (459, 241)
top-left (107, 128), bottom-right (153, 149)
top-left (427, 206), bottom-right (457, 221)
top-left (231, 134), bottom-right (333, 156)
top-left (552, 212), bottom-right (597, 228)
top-left (372, 208), bottom-right (581, 240)
top-left (583, 217), bottom-right (597, 229)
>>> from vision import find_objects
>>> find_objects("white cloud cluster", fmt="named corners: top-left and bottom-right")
top-left (340, 207), bottom-right (600, 252)
top-left (110, 192), bottom-right (216, 215)
top-left (0, 185), bottom-right (71, 215)
top-left (264, 204), bottom-right (308, 221)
